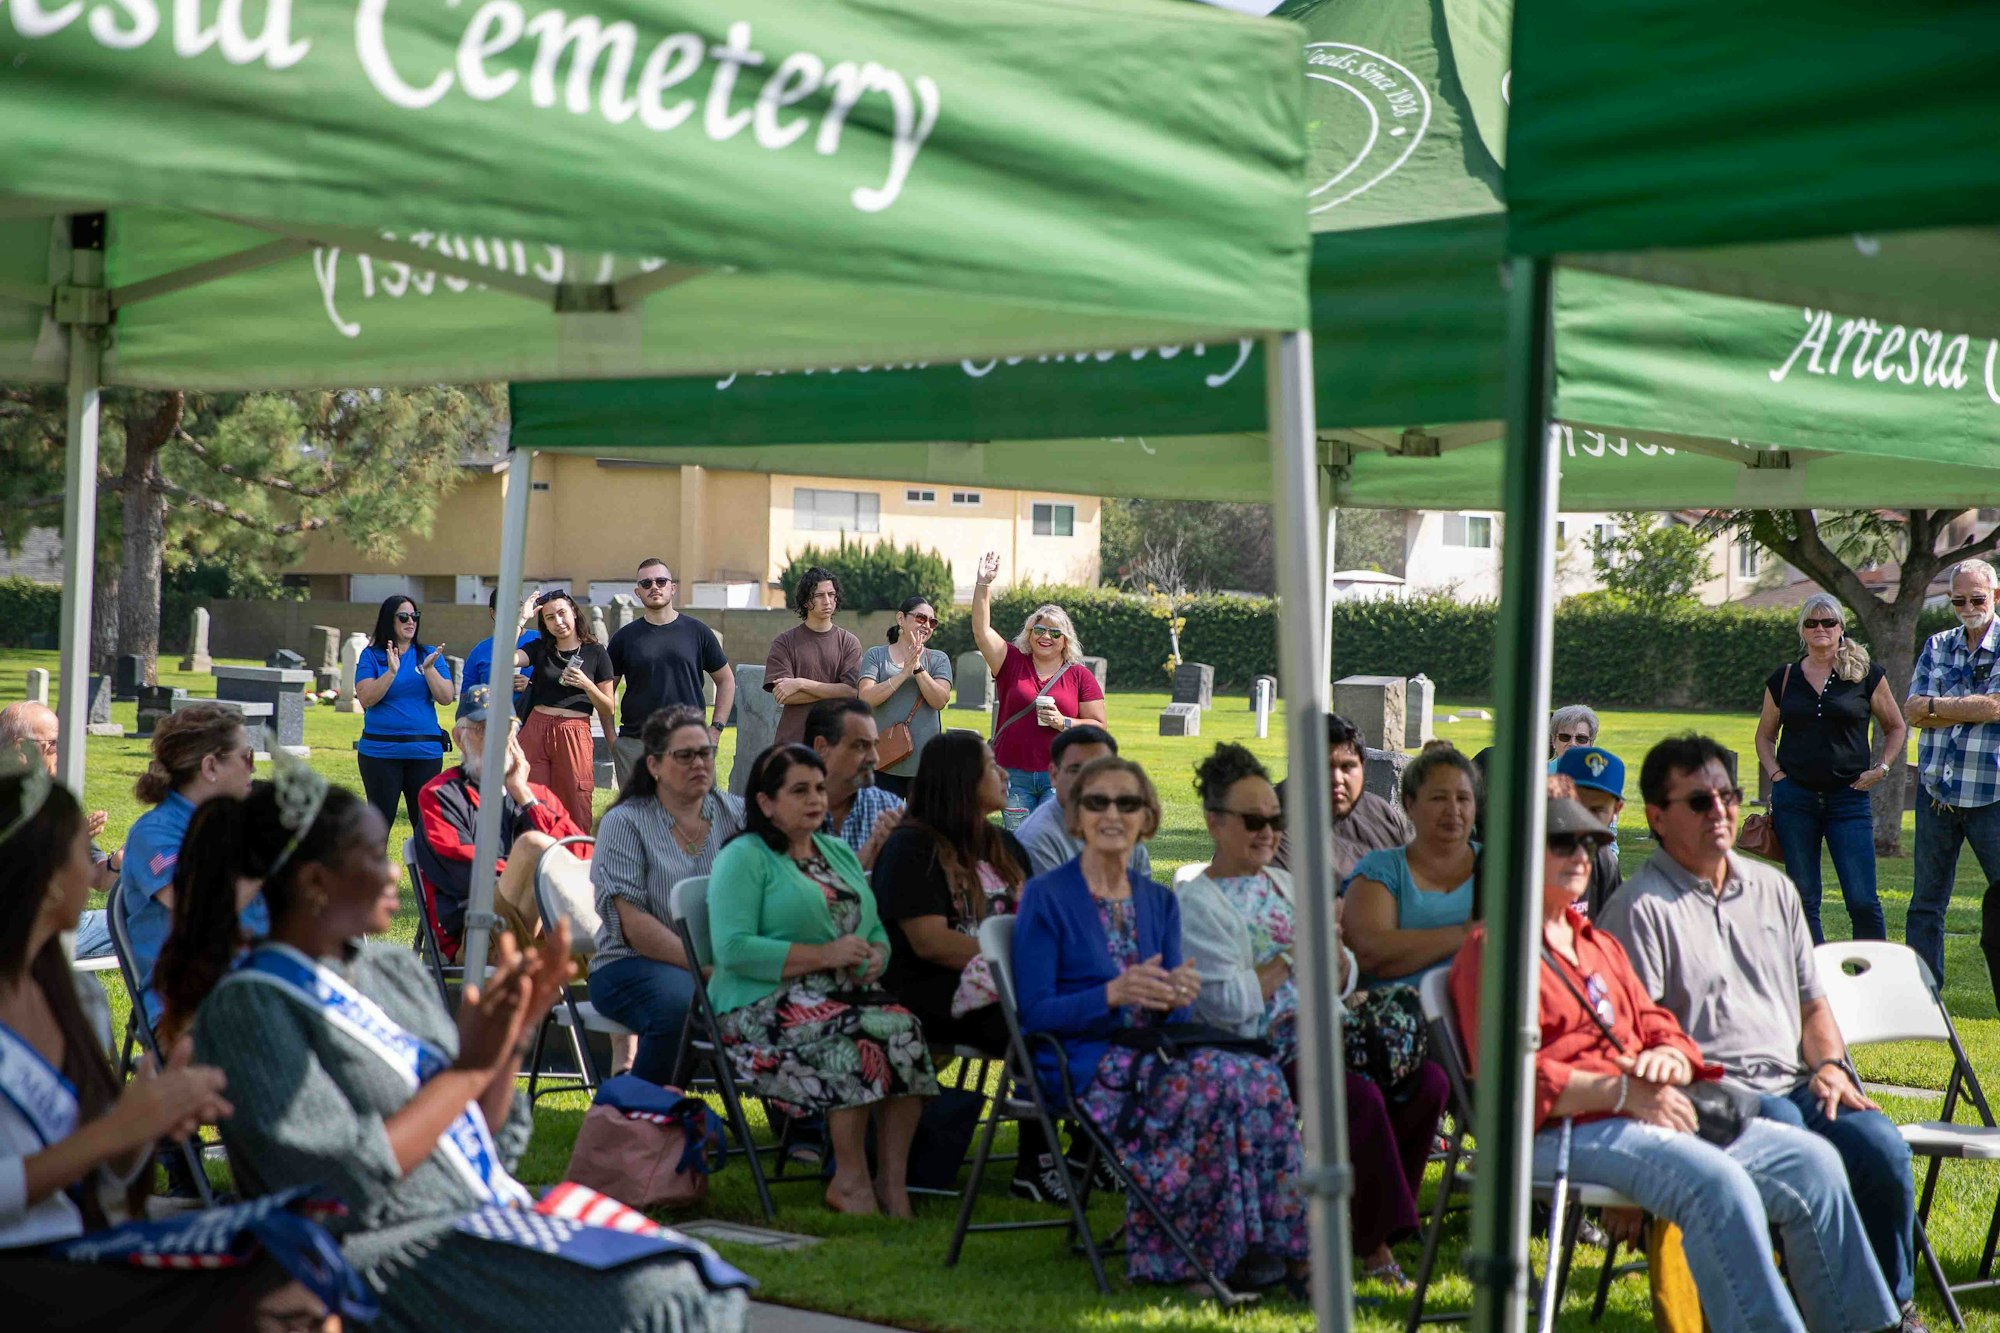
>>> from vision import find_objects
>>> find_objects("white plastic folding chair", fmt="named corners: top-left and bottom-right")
top-left (1816, 939), bottom-right (2000, 1329)
top-left (522, 835), bottom-right (632, 1101)
top-left (1171, 862), bottom-right (1207, 887)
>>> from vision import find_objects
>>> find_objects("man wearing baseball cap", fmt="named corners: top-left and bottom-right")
top-left (1556, 745), bottom-right (1627, 915)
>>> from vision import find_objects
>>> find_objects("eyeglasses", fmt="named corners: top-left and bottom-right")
top-left (1547, 832), bottom-right (1609, 857)
top-left (1661, 788), bottom-right (1744, 814)
top-left (1210, 808), bottom-right (1286, 833)
top-left (1552, 730), bottom-right (1591, 745)
top-left (1951, 596), bottom-right (1991, 608)
top-left (31, 738), bottom-right (57, 755)
top-left (1030, 626), bottom-right (1064, 641)
top-left (1801, 617), bottom-right (1841, 629)
top-left (636, 577), bottom-right (674, 590)
top-left (395, 611), bottom-right (420, 624)
top-left (906, 613), bottom-right (937, 628)
top-left (666, 745), bottom-right (718, 765)
top-left (1078, 792), bottom-right (1146, 814)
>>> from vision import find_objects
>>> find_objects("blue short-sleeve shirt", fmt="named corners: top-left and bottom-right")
top-left (356, 644), bottom-right (447, 760)
top-left (119, 792), bottom-right (271, 1023)
top-left (1348, 843), bottom-right (1478, 985)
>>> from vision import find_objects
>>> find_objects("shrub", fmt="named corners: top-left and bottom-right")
top-left (777, 537), bottom-right (954, 614)
top-left (0, 578), bottom-right (60, 648)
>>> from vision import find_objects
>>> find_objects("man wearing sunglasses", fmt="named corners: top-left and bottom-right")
top-left (607, 558), bottom-right (735, 786)
top-left (1903, 558), bottom-right (2000, 1005)
top-left (1600, 734), bottom-right (1920, 1329)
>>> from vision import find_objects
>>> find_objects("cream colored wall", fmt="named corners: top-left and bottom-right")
top-left (292, 467), bottom-right (504, 584)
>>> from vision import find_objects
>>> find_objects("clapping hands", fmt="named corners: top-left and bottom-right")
top-left (454, 924), bottom-right (574, 1076)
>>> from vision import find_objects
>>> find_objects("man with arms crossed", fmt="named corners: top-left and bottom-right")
top-left (766, 565), bottom-right (862, 748)
top-left (608, 558), bottom-right (735, 786)
top-left (1598, 734), bottom-right (1921, 1333)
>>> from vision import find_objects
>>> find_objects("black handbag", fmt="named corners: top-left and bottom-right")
top-left (1102, 1023), bottom-right (1275, 1142)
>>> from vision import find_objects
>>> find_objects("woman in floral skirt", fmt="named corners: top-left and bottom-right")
top-left (706, 744), bottom-right (938, 1217)
top-left (1011, 754), bottom-right (1308, 1293)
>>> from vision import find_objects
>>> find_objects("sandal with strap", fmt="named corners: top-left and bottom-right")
top-left (1361, 1257), bottom-right (1414, 1292)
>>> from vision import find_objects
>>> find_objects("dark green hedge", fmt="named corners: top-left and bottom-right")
top-left (0, 578), bottom-right (60, 648)
top-left (935, 586), bottom-right (1957, 707)
top-left (778, 537), bottom-right (954, 614)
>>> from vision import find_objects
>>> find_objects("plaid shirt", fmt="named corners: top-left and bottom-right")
top-left (825, 783), bottom-right (904, 856)
top-left (1911, 618), bottom-right (2000, 809)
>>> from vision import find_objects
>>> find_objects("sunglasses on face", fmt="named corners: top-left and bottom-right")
top-left (1212, 807), bottom-right (1286, 833)
top-left (1662, 788), bottom-right (1744, 814)
top-left (1547, 832), bottom-right (1609, 857)
top-left (1552, 730), bottom-right (1591, 744)
top-left (666, 745), bottom-right (718, 764)
top-left (1951, 596), bottom-right (1991, 608)
top-left (1801, 617), bottom-right (1841, 629)
top-left (636, 577), bottom-right (674, 590)
top-left (395, 611), bottom-right (420, 624)
top-left (1078, 792), bottom-right (1146, 814)
top-left (906, 613), bottom-right (937, 628)
top-left (1030, 626), bottom-right (1064, 641)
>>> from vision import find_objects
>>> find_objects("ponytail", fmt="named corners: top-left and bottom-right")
top-left (135, 704), bottom-right (244, 806)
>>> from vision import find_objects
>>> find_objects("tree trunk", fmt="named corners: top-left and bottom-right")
top-left (1866, 601), bottom-right (1923, 856)
top-left (89, 555), bottom-right (119, 675)
top-left (115, 393), bottom-right (181, 686)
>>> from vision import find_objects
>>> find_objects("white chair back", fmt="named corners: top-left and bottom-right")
top-left (533, 834), bottom-right (599, 960)
top-left (670, 876), bottom-right (714, 969)
top-left (1814, 939), bottom-right (1952, 1046)
top-left (978, 914), bottom-right (1017, 1006)
top-left (1171, 862), bottom-right (1206, 887)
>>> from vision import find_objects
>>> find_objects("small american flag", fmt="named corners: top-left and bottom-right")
top-left (147, 850), bottom-right (177, 878)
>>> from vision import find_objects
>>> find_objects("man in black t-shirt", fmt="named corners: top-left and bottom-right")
top-left (607, 557), bottom-right (736, 786)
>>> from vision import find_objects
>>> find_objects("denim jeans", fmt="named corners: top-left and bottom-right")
top-left (587, 954), bottom-right (697, 1085)
top-left (1533, 1116), bottom-right (1895, 1333)
top-left (73, 909), bottom-right (113, 960)
top-left (1909, 794), bottom-right (2000, 989)
top-left (1759, 1083), bottom-right (1915, 1304)
top-left (1003, 768), bottom-right (1052, 830)
top-left (1771, 780), bottom-right (1884, 943)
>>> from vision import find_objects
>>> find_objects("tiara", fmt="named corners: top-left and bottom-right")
top-left (0, 742), bottom-right (52, 851)
top-left (267, 747), bottom-right (330, 876)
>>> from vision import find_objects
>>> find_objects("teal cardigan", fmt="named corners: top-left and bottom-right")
top-left (704, 832), bottom-right (889, 1014)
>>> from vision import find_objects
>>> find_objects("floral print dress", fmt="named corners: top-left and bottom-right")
top-left (1077, 897), bottom-right (1309, 1285)
top-left (717, 856), bottom-right (938, 1115)
top-left (1210, 872), bottom-right (1299, 1067)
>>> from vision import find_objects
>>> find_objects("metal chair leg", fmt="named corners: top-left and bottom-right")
top-left (1916, 1216), bottom-right (1968, 1331)
top-left (1406, 1139), bottom-right (1463, 1333)
top-left (1589, 1234), bottom-right (1619, 1322)
top-left (945, 1103), bottom-right (1006, 1267)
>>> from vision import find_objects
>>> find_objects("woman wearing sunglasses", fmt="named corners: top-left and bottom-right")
top-left (1176, 743), bottom-right (1446, 1288)
top-left (1450, 799), bottom-right (1898, 1333)
top-left (857, 597), bottom-right (953, 798)
top-left (1013, 755), bottom-right (1308, 1293)
top-left (355, 594), bottom-right (455, 836)
top-left (1754, 594), bottom-right (1903, 944)
top-left (1345, 741), bottom-right (1480, 986)
top-left (968, 551), bottom-right (1107, 824)
top-left (587, 706), bottom-right (745, 1084)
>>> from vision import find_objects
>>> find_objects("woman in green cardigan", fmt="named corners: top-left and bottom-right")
top-left (708, 744), bottom-right (938, 1217)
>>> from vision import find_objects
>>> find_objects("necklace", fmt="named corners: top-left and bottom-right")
top-left (665, 800), bottom-right (708, 853)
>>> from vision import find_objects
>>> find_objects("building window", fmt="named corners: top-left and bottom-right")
top-left (793, 487), bottom-right (880, 533)
top-left (1736, 541), bottom-right (1760, 579)
top-left (1555, 521), bottom-right (1568, 544)
top-left (905, 488), bottom-right (935, 504)
top-left (951, 490), bottom-right (982, 507)
top-left (1441, 513), bottom-right (1493, 549)
top-left (1032, 502), bottom-right (1076, 537)
top-left (531, 481), bottom-right (551, 491)
top-left (1592, 521), bottom-right (1617, 551)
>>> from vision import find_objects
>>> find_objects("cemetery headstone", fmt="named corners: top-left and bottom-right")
top-left (611, 594), bottom-right (640, 632)
top-left (309, 625), bottom-right (340, 677)
top-left (335, 633), bottom-right (370, 714)
top-left (447, 656), bottom-right (465, 693)
top-left (1081, 657), bottom-right (1109, 691)
top-left (1332, 675), bottom-right (1407, 752)
top-left (1171, 663), bottom-right (1215, 711)
top-left (1404, 673), bottom-right (1436, 747)
top-left (589, 603), bottom-right (610, 645)
top-left (1458, 707), bottom-right (1492, 720)
top-left (174, 696), bottom-right (274, 758)
top-left (214, 664), bottom-right (316, 753)
top-left (951, 652), bottom-right (992, 711)
top-left (727, 665), bottom-right (777, 796)
top-left (134, 685), bottom-right (187, 739)
top-left (266, 648), bottom-right (307, 671)
top-left (1248, 674), bottom-right (1278, 711)
top-left (1363, 746), bottom-right (1411, 803)
top-left (1158, 703), bottom-right (1202, 737)
top-left (178, 607), bottom-right (212, 672)
top-left (1253, 677), bottom-right (1274, 740)
top-left (590, 714), bottom-right (614, 789)
top-left (85, 674), bottom-right (113, 726)
top-left (23, 669), bottom-right (48, 707)
top-left (1904, 762), bottom-right (1921, 813)
top-left (112, 654), bottom-right (142, 702)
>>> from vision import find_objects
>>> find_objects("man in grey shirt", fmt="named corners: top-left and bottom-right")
top-left (1274, 712), bottom-right (1412, 883)
top-left (1017, 724), bottom-right (1152, 879)
top-left (1599, 733), bottom-right (1919, 1329)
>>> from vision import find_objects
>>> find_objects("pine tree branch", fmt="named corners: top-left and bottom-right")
top-left (173, 428), bottom-right (348, 499)
top-left (156, 478), bottom-right (328, 535)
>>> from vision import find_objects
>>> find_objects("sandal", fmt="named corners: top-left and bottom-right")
top-left (1361, 1257), bottom-right (1414, 1291)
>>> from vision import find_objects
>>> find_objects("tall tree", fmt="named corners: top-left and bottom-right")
top-left (1590, 512), bottom-right (1713, 605)
top-left (1709, 508), bottom-right (2000, 855)
top-left (0, 385), bottom-right (502, 680)
top-left (1100, 498), bottom-right (1274, 593)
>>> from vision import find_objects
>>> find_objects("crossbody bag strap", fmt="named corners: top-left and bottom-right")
top-left (993, 661), bottom-right (1076, 738)
top-left (1541, 946), bottom-right (1628, 1054)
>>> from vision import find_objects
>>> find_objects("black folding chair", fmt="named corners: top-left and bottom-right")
top-left (402, 835), bottom-right (461, 1011)
top-left (943, 914), bottom-right (1245, 1305)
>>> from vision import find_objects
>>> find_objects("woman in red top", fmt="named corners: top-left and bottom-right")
top-left (968, 551), bottom-right (1107, 826)
top-left (1449, 799), bottom-right (1896, 1333)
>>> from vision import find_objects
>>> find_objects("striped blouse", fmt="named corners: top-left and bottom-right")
top-left (588, 788), bottom-right (746, 972)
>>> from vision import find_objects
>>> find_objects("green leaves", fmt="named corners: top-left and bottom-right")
top-left (778, 537), bottom-right (953, 613)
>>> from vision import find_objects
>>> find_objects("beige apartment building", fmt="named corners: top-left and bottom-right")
top-left (290, 455), bottom-right (1101, 608)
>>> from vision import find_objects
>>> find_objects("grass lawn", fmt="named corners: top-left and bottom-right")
top-left (18, 646), bottom-right (2000, 1331)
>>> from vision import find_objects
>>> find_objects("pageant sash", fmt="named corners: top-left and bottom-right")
top-left (454, 1182), bottom-right (753, 1287)
top-left (0, 1018), bottom-right (79, 1147)
top-left (232, 944), bottom-right (532, 1209)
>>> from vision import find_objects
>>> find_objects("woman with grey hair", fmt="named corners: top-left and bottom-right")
top-left (1754, 592), bottom-right (1904, 942)
top-left (969, 550), bottom-right (1107, 821)
top-left (1549, 704), bottom-right (1600, 762)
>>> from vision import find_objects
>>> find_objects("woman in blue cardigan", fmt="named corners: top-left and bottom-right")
top-left (1012, 755), bottom-right (1308, 1291)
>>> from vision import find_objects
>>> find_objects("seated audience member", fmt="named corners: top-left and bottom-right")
top-left (1553, 746), bottom-right (1627, 914)
top-left (1451, 796), bottom-right (1897, 1333)
top-left (180, 762), bottom-right (751, 1330)
top-left (707, 745), bottom-right (937, 1217)
top-left (804, 697), bottom-right (902, 870)
top-left (1178, 743), bottom-right (1444, 1288)
top-left (765, 566), bottom-right (863, 749)
top-left (0, 702), bottom-right (117, 957)
top-left (1599, 734), bottom-right (1922, 1331)
top-left (413, 684), bottom-right (593, 960)
top-left (512, 590), bottom-right (616, 832)
top-left (1274, 712), bottom-right (1412, 882)
top-left (1344, 742), bottom-right (1479, 985)
top-left (118, 704), bottom-right (264, 1026)
top-left (462, 587), bottom-right (538, 695)
top-left (1015, 724), bottom-right (1153, 880)
top-left (0, 754), bottom-right (342, 1332)
top-left (1013, 755), bottom-right (1307, 1291)
top-left (587, 706), bottom-right (744, 1085)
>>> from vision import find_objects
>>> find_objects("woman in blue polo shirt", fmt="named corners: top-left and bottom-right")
top-left (354, 594), bottom-right (456, 835)
top-left (116, 703), bottom-right (261, 1025)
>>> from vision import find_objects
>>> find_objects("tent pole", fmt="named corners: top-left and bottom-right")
top-left (1321, 494), bottom-right (1337, 687)
top-left (55, 214), bottom-right (106, 793)
top-left (462, 447), bottom-right (536, 991)
top-left (1265, 330), bottom-right (1352, 1332)
top-left (1467, 257), bottom-right (1559, 1333)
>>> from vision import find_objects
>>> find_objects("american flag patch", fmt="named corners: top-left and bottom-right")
top-left (147, 850), bottom-right (177, 878)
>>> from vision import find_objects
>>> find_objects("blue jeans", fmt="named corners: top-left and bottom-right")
top-left (1534, 1116), bottom-right (1895, 1333)
top-left (1771, 780), bottom-right (1883, 943)
top-left (1759, 1083), bottom-right (1915, 1304)
top-left (73, 909), bottom-right (113, 960)
top-left (587, 955), bottom-right (697, 1085)
top-left (1003, 768), bottom-right (1052, 830)
top-left (1909, 794), bottom-right (2000, 987)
